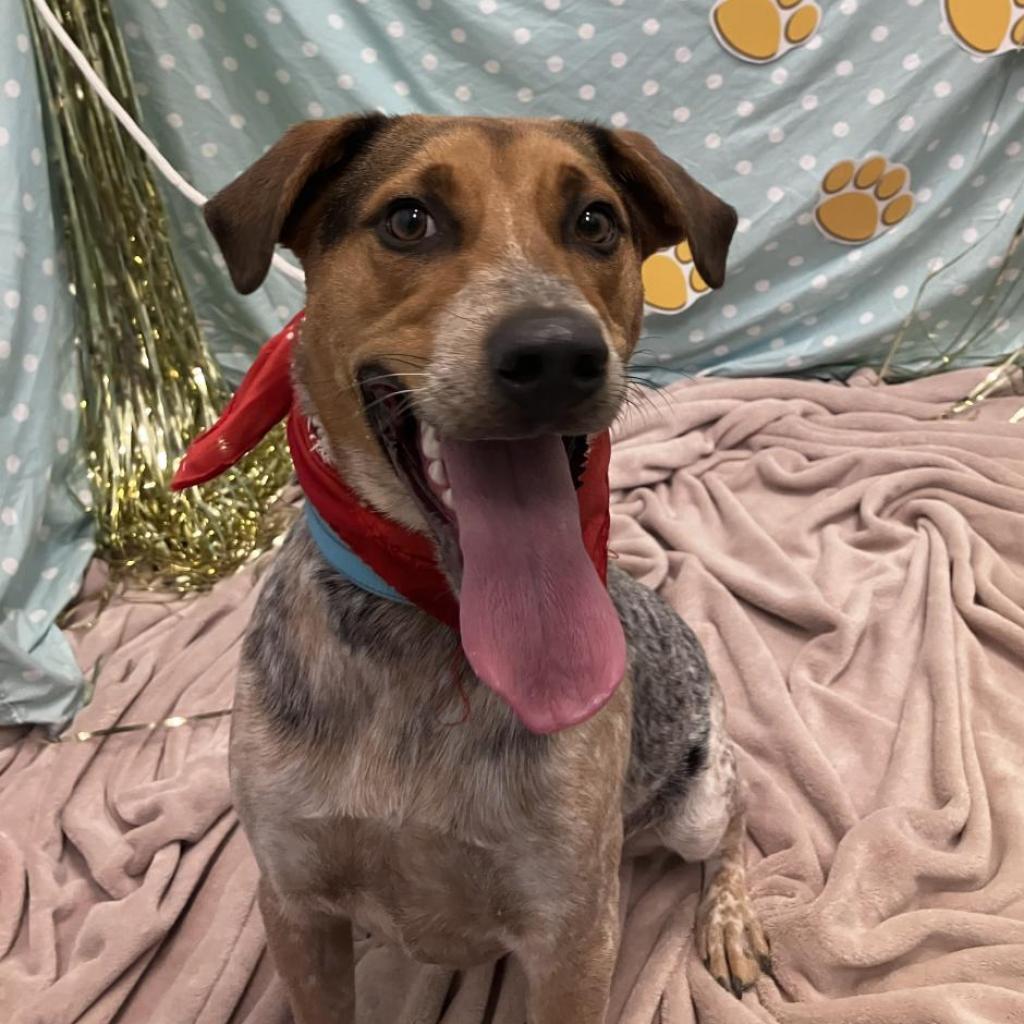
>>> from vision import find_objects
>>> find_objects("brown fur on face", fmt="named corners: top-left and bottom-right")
top-left (204, 115), bottom-right (736, 522)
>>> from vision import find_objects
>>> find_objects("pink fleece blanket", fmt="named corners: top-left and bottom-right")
top-left (1, 367), bottom-right (1022, 1023)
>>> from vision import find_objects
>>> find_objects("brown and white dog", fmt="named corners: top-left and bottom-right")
top-left (204, 115), bottom-right (769, 1023)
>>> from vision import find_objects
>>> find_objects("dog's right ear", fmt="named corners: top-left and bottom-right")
top-left (204, 114), bottom-right (387, 294)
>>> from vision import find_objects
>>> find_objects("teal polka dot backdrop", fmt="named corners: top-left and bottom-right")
top-left (1, 0), bottom-right (1022, 722)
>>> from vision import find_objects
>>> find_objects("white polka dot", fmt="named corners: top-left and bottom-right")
top-left (195, 84), bottom-right (211, 100)
top-left (902, 53), bottom-right (921, 71)
top-left (579, 23), bottom-right (596, 40)
top-left (972, 174), bottom-right (987, 188)
top-left (868, 88), bottom-right (886, 105)
top-left (836, 61), bottom-right (854, 76)
top-left (737, 100), bottom-right (755, 117)
top-left (893, 285), bottom-right (909, 299)
top-left (770, 338), bottom-right (785, 350)
top-left (822, 335), bottom-right (838, 349)
top-left (927, 257), bottom-right (945, 273)
top-left (301, 41), bottom-right (319, 58)
top-left (514, 28), bottom-right (532, 44)
top-left (948, 153), bottom-right (965, 170)
top-left (187, 22), bottom-right (204, 40)
top-left (952, 283), bottom-right (969, 297)
top-left (201, 142), bottom-right (218, 158)
top-left (721, 305), bottom-right (737, 319)
top-left (797, 212), bottom-right (813, 226)
top-left (642, 80), bottom-right (659, 97)
top-left (455, 85), bottom-right (472, 102)
top-left (243, 34), bottom-right (258, 49)
top-left (799, 154), bottom-right (817, 171)
top-left (812, 274), bottom-right (829, 290)
top-left (0, 128), bottom-right (9, 147)
top-left (736, 217), bottom-right (752, 234)
top-left (0, 339), bottom-right (8, 359)
top-left (2, 558), bottom-right (17, 575)
top-left (361, 48), bottom-right (377, 63)
top-left (222, 56), bottom-right (238, 71)
top-left (30, 147), bottom-right (42, 166)
top-left (997, 197), bottom-right (1013, 213)
top-left (801, 94), bottom-right (818, 111)
top-left (786, 355), bottom-right (803, 368)
top-left (706, 73), bottom-right (723, 90)
top-left (387, 20), bottom-right (405, 38)
top-left (675, 47), bottom-right (692, 63)
top-left (392, 81), bottom-right (410, 98)
top-left (328, 13), bottom-right (344, 29)
top-left (833, 122), bottom-right (850, 138)
top-left (672, 106), bottom-right (689, 122)
top-left (961, 227), bottom-right (979, 244)
top-left (12, 403), bottom-right (28, 422)
top-left (1006, 141), bottom-right (1022, 157)
top-left (736, 160), bottom-right (752, 175)
top-left (0, 507), bottom-right (14, 526)
top-left (422, 53), bottom-right (439, 71)
top-left (517, 87), bottom-right (534, 103)
top-left (266, 6), bottom-right (283, 23)
top-left (580, 85), bottom-right (596, 101)
top-left (16, 34), bottom-right (29, 52)
top-left (806, 36), bottom-right (822, 50)
top-left (934, 81), bottom-right (952, 98)
top-left (767, 186), bottom-right (785, 203)
top-left (859, 311), bottom-right (875, 325)
top-left (4, 80), bottom-right (21, 99)
top-left (788, 255), bottom-right (804, 267)
top-left (22, 193), bottom-right (34, 212)
top-left (28, 608), bottom-right (47, 624)
top-left (32, 305), bottom-right (46, 323)
top-left (256, 88), bottom-right (271, 102)
top-left (689, 330), bottom-right (704, 344)
top-left (611, 112), bottom-right (629, 128)
top-left (547, 55), bottom-right (564, 72)
top-left (611, 51), bottom-right (628, 68)
top-left (771, 67), bottom-right (788, 86)
top-left (4, 290), bottom-right (19, 310)
top-left (778, 301), bottom-right (795, 314)
top-left (543, 0), bottom-right (560, 8)
top-left (22, 353), bottom-right (38, 372)
top-left (158, 54), bottom-right (175, 70)
top-left (871, 25), bottom-right (889, 42)
top-left (642, 18), bottom-right (660, 35)
top-left (5, 454), bottom-right (20, 473)
top-left (275, 68), bottom-right (290, 83)
top-left (840, 0), bottom-right (857, 12)
top-left (308, 100), bottom-right (325, 116)
top-left (747, 326), bottom-right (762, 338)
top-left (769, 126), bottom-right (785, 143)
top-left (484, 59), bottom-right (501, 74)
top-left (417, 0), bottom-right (432, 8)
top-left (705, 133), bottom-right (721, 149)
top-left (755, 280), bottom-right (771, 293)
top-left (479, 0), bottom-right (497, 11)
top-left (898, 116), bottom-right (915, 132)
top-left (229, 113), bottom-right (246, 129)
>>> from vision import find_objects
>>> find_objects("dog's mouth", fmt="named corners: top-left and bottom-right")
top-left (358, 368), bottom-right (627, 734)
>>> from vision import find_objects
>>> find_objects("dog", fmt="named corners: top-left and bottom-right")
top-left (203, 114), bottom-right (769, 1023)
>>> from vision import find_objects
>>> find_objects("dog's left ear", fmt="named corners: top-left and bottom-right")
top-left (204, 113), bottom-right (387, 294)
top-left (585, 126), bottom-right (738, 288)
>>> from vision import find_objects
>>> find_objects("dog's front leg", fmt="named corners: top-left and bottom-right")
top-left (258, 877), bottom-right (356, 1024)
top-left (518, 871), bottom-right (620, 1024)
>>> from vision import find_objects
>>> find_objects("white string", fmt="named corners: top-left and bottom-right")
top-left (29, 0), bottom-right (306, 286)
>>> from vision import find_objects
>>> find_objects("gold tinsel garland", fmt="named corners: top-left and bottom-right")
top-left (25, 0), bottom-right (292, 593)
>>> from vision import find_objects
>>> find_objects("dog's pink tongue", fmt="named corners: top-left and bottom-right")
top-left (441, 436), bottom-right (626, 734)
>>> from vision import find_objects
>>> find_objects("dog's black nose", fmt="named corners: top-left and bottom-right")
top-left (487, 308), bottom-right (608, 419)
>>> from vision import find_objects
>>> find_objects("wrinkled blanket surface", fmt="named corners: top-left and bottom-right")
top-left (2, 368), bottom-right (1023, 1024)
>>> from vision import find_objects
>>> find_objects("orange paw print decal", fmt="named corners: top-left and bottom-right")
top-left (642, 241), bottom-right (711, 315)
top-left (711, 0), bottom-right (821, 63)
top-left (944, 0), bottom-right (1024, 56)
top-left (814, 156), bottom-right (914, 245)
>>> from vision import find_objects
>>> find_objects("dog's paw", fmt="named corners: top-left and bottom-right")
top-left (642, 241), bottom-right (710, 316)
top-left (814, 156), bottom-right (914, 245)
top-left (695, 877), bottom-right (772, 998)
top-left (945, 0), bottom-right (1024, 57)
top-left (711, 0), bottom-right (821, 64)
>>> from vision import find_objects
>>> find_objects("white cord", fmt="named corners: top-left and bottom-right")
top-left (29, 0), bottom-right (305, 286)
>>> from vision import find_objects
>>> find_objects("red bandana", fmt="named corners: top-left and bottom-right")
top-left (171, 312), bottom-right (612, 634)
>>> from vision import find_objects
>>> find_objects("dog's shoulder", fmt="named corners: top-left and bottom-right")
top-left (607, 566), bottom-right (714, 832)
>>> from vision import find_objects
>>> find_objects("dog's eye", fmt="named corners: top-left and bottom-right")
top-left (575, 204), bottom-right (618, 250)
top-left (384, 202), bottom-right (437, 244)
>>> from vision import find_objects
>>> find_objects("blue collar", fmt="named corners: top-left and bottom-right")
top-left (304, 502), bottom-right (411, 605)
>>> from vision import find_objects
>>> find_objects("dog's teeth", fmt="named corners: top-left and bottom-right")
top-left (428, 459), bottom-right (448, 487)
top-left (441, 488), bottom-right (454, 509)
top-left (420, 423), bottom-right (440, 459)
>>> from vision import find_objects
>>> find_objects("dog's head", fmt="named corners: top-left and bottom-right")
top-left (206, 115), bottom-right (736, 731)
